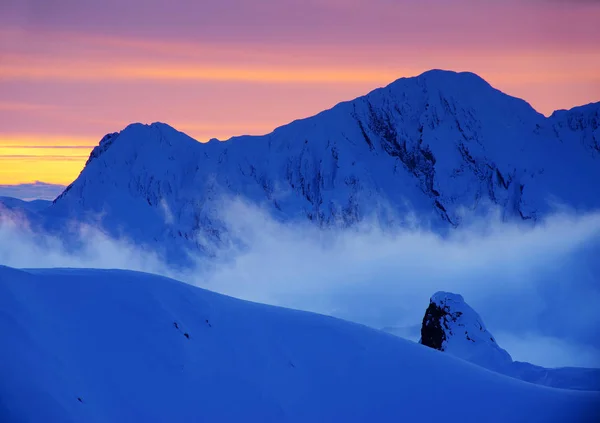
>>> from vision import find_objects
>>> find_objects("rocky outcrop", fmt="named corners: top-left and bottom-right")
top-left (418, 291), bottom-right (600, 391)
top-left (419, 292), bottom-right (513, 373)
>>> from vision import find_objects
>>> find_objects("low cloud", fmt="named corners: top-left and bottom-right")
top-left (494, 332), bottom-right (600, 369)
top-left (1, 197), bottom-right (600, 369)
top-left (0, 181), bottom-right (66, 201)
top-left (0, 206), bottom-right (169, 273)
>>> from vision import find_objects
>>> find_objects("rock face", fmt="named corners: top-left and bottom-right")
top-left (418, 292), bottom-right (600, 391)
top-left (420, 298), bottom-right (450, 351)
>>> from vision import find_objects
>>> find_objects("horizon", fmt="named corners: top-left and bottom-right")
top-left (1, 0), bottom-right (599, 189)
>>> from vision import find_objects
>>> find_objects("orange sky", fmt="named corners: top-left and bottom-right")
top-left (1, 0), bottom-right (599, 186)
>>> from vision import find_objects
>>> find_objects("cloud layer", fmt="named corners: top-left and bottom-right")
top-left (0, 181), bottom-right (66, 200)
top-left (1, 198), bottom-right (600, 368)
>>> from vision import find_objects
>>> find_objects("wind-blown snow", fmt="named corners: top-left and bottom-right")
top-left (0, 266), bottom-right (598, 422)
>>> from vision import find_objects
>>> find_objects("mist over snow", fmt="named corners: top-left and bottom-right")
top-left (0, 205), bottom-right (171, 275)
top-left (2, 70), bottom-right (599, 376)
top-left (2, 197), bottom-right (600, 369)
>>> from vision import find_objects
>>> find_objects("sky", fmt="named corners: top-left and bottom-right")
top-left (1, 0), bottom-right (599, 190)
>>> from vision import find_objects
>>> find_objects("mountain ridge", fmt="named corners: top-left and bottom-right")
top-left (57, 70), bottom-right (599, 167)
top-left (43, 69), bottom-right (600, 262)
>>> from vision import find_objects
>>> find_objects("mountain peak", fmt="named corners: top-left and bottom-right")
top-left (50, 120), bottom-right (204, 225)
top-left (85, 131), bottom-right (120, 166)
top-left (83, 121), bottom-right (200, 166)
top-left (48, 68), bottom-right (600, 261)
top-left (417, 68), bottom-right (489, 84)
top-left (384, 69), bottom-right (493, 93)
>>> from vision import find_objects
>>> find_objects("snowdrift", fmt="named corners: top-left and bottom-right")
top-left (1, 266), bottom-right (598, 422)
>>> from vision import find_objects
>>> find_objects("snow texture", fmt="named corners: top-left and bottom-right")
top-left (0, 266), bottom-right (599, 423)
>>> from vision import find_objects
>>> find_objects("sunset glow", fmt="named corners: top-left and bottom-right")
top-left (1, 0), bottom-right (599, 186)
top-left (0, 136), bottom-right (93, 184)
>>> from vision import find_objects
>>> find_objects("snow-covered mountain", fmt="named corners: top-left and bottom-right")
top-left (1, 266), bottom-right (598, 423)
top-left (419, 291), bottom-right (600, 391)
top-left (43, 70), bottom-right (600, 262)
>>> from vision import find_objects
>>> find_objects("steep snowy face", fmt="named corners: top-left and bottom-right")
top-left (419, 292), bottom-right (600, 391)
top-left (420, 291), bottom-right (513, 373)
top-left (47, 123), bottom-right (219, 262)
top-left (45, 70), bottom-right (600, 261)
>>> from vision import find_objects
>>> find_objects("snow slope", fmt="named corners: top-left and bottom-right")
top-left (419, 292), bottom-right (600, 391)
top-left (0, 266), bottom-right (598, 423)
top-left (42, 70), bottom-right (600, 262)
